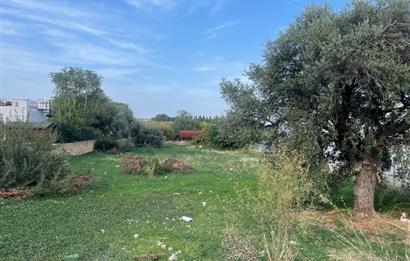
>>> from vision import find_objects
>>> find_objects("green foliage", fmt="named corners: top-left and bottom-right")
top-left (94, 136), bottom-right (119, 152)
top-left (50, 67), bottom-right (105, 99)
top-left (132, 125), bottom-right (165, 148)
top-left (0, 124), bottom-right (71, 189)
top-left (222, 0), bottom-right (410, 167)
top-left (223, 146), bottom-right (326, 260)
top-left (144, 121), bottom-right (175, 141)
top-left (220, 1), bottom-right (410, 214)
top-left (50, 67), bottom-right (137, 142)
top-left (152, 113), bottom-right (173, 121)
top-left (171, 111), bottom-right (201, 138)
top-left (193, 119), bottom-right (253, 149)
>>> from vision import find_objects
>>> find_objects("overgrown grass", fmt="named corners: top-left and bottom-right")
top-left (0, 144), bottom-right (408, 260)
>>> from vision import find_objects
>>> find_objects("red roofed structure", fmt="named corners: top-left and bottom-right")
top-left (179, 130), bottom-right (201, 140)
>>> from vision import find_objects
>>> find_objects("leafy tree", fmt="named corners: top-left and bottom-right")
top-left (152, 113), bottom-right (174, 121)
top-left (50, 67), bottom-right (105, 100)
top-left (221, 0), bottom-right (410, 216)
top-left (50, 67), bottom-right (108, 142)
top-left (92, 102), bottom-right (135, 138)
top-left (169, 110), bottom-right (201, 138)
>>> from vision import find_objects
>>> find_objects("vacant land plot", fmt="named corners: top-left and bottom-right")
top-left (0, 145), bottom-right (408, 260)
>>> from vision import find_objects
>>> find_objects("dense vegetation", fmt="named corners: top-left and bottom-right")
top-left (0, 124), bottom-right (70, 190)
top-left (220, 0), bottom-right (410, 217)
top-left (50, 67), bottom-right (165, 149)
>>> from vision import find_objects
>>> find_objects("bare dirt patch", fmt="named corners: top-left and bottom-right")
top-left (301, 209), bottom-right (409, 235)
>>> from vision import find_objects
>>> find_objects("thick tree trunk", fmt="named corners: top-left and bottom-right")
top-left (353, 158), bottom-right (379, 218)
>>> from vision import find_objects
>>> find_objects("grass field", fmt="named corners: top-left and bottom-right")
top-left (0, 144), bottom-right (409, 260)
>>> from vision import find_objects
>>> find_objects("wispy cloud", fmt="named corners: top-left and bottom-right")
top-left (188, 0), bottom-right (227, 15)
top-left (125, 0), bottom-right (176, 11)
top-left (193, 65), bottom-right (215, 72)
top-left (210, 0), bottom-right (226, 14)
top-left (203, 20), bottom-right (239, 40)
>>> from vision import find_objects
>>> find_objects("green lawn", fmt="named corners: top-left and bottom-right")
top-left (0, 144), bottom-right (408, 260)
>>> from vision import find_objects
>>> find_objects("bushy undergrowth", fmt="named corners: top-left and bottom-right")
top-left (121, 154), bottom-right (191, 178)
top-left (0, 124), bottom-right (71, 190)
top-left (94, 135), bottom-right (119, 152)
top-left (223, 146), bottom-right (324, 260)
top-left (193, 122), bottom-right (250, 150)
top-left (133, 125), bottom-right (165, 148)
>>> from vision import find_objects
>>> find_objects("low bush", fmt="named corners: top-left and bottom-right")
top-left (132, 126), bottom-right (165, 148)
top-left (94, 135), bottom-right (119, 152)
top-left (223, 146), bottom-right (321, 260)
top-left (121, 154), bottom-right (191, 177)
top-left (0, 124), bottom-right (71, 190)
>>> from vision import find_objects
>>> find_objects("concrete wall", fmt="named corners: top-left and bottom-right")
top-left (54, 140), bottom-right (96, 156)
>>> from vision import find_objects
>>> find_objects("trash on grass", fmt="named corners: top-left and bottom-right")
top-left (168, 252), bottom-right (178, 261)
top-left (181, 216), bottom-right (192, 222)
top-left (63, 253), bottom-right (79, 260)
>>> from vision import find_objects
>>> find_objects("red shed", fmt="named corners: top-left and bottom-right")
top-left (179, 130), bottom-right (201, 140)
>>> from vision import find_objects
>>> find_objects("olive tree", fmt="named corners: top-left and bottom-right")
top-left (221, 0), bottom-right (410, 217)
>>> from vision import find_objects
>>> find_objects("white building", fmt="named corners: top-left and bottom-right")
top-left (0, 99), bottom-right (51, 124)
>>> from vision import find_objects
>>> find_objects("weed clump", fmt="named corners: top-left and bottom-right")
top-left (121, 154), bottom-right (192, 177)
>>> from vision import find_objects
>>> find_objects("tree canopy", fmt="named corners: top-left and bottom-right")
top-left (221, 0), bottom-right (410, 216)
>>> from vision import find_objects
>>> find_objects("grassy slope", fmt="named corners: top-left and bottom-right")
top-left (0, 144), bottom-right (408, 260)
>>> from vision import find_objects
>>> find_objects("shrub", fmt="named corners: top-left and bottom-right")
top-left (94, 135), bottom-right (119, 152)
top-left (133, 126), bottom-right (165, 148)
top-left (121, 154), bottom-right (191, 177)
top-left (56, 124), bottom-right (97, 143)
top-left (0, 124), bottom-right (71, 190)
top-left (223, 146), bottom-right (323, 260)
top-left (158, 122), bottom-right (174, 141)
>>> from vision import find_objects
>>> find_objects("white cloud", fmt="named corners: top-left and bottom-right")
top-left (210, 0), bottom-right (226, 14)
top-left (203, 21), bottom-right (239, 40)
top-left (126, 0), bottom-right (176, 11)
top-left (188, 0), bottom-right (227, 15)
top-left (193, 66), bottom-right (215, 72)
top-left (2, 20), bottom-right (21, 36)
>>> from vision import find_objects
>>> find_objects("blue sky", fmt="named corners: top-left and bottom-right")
top-left (1, 0), bottom-right (346, 118)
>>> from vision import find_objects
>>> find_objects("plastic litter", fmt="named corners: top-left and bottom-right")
top-left (63, 253), bottom-right (79, 260)
top-left (168, 252), bottom-right (178, 261)
top-left (181, 216), bottom-right (192, 222)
